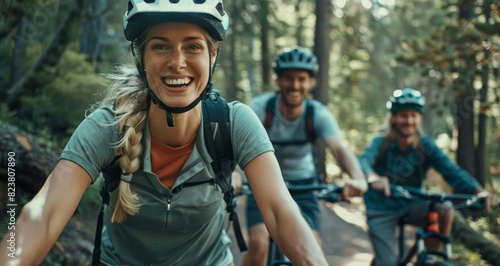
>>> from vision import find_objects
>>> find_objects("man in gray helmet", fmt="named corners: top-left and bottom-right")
top-left (243, 46), bottom-right (368, 265)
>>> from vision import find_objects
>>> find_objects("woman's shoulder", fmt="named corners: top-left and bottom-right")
top-left (227, 100), bottom-right (253, 114)
top-left (76, 107), bottom-right (120, 138)
top-left (226, 101), bottom-right (263, 128)
top-left (86, 106), bottom-right (117, 124)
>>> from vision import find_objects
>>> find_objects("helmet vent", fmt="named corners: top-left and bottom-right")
top-left (216, 2), bottom-right (225, 16)
top-left (194, 0), bottom-right (207, 3)
top-left (169, 0), bottom-right (180, 3)
top-left (127, 1), bottom-right (133, 14)
top-left (144, 0), bottom-right (156, 3)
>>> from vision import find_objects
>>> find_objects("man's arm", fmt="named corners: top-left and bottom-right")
top-left (325, 136), bottom-right (367, 198)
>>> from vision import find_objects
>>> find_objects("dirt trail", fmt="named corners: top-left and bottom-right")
top-left (229, 196), bottom-right (374, 266)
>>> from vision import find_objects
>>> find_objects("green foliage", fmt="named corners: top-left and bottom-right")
top-left (452, 209), bottom-right (500, 265)
top-left (0, 39), bottom-right (12, 87)
top-left (0, 103), bottom-right (17, 124)
top-left (17, 45), bottom-right (106, 150)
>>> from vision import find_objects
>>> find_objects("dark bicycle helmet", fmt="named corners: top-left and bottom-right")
top-left (123, 0), bottom-right (229, 41)
top-left (273, 46), bottom-right (319, 75)
top-left (386, 88), bottom-right (425, 113)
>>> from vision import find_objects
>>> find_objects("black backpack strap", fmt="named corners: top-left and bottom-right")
top-left (92, 158), bottom-right (121, 265)
top-left (304, 99), bottom-right (316, 143)
top-left (264, 93), bottom-right (278, 131)
top-left (202, 90), bottom-right (247, 252)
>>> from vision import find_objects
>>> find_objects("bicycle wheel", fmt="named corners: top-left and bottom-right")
top-left (415, 252), bottom-right (452, 266)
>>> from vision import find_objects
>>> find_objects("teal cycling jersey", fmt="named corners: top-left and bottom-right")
top-left (60, 102), bottom-right (273, 265)
top-left (358, 134), bottom-right (481, 212)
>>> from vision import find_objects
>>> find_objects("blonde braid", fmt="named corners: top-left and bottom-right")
top-left (111, 71), bottom-right (148, 223)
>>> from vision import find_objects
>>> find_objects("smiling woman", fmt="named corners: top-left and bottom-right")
top-left (0, 1), bottom-right (329, 266)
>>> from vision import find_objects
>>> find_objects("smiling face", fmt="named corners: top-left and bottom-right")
top-left (275, 69), bottom-right (316, 108)
top-left (142, 22), bottom-right (217, 107)
top-left (391, 110), bottom-right (422, 137)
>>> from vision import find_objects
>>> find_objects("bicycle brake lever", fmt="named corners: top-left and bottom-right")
top-left (320, 192), bottom-right (342, 203)
top-left (392, 186), bottom-right (412, 199)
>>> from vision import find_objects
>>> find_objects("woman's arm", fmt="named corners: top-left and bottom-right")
top-left (0, 159), bottom-right (91, 266)
top-left (244, 152), bottom-right (328, 266)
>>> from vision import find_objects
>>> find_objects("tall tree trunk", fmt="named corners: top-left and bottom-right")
top-left (455, 88), bottom-right (476, 176)
top-left (294, 0), bottom-right (305, 46)
top-left (248, 30), bottom-right (257, 98)
top-left (313, 0), bottom-right (332, 182)
top-left (455, 0), bottom-right (476, 177)
top-left (80, 0), bottom-right (108, 73)
top-left (475, 0), bottom-right (493, 186)
top-left (257, 0), bottom-right (271, 90)
top-left (224, 0), bottom-right (239, 101)
top-left (422, 76), bottom-right (436, 136)
top-left (313, 0), bottom-right (331, 105)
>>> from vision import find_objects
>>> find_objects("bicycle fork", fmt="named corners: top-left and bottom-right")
top-left (415, 229), bottom-right (452, 261)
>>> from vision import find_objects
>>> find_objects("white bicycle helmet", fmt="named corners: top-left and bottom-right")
top-left (386, 88), bottom-right (426, 113)
top-left (273, 46), bottom-right (319, 75)
top-left (123, 0), bottom-right (229, 41)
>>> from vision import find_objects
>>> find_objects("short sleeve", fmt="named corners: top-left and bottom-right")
top-left (60, 108), bottom-right (120, 183)
top-left (312, 101), bottom-right (341, 140)
top-left (229, 102), bottom-right (274, 169)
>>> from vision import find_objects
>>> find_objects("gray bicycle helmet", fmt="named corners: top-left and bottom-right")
top-left (123, 0), bottom-right (229, 41)
top-left (386, 88), bottom-right (425, 113)
top-left (273, 46), bottom-right (319, 75)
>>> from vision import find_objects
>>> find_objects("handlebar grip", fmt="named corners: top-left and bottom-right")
top-left (320, 193), bottom-right (343, 203)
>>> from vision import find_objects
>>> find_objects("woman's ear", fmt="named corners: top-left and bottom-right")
top-left (211, 48), bottom-right (218, 64)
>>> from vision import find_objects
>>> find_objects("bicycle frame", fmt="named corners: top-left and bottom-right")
top-left (392, 186), bottom-right (484, 266)
top-left (397, 206), bottom-right (452, 266)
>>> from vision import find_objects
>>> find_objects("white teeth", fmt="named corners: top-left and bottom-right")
top-left (165, 78), bottom-right (190, 86)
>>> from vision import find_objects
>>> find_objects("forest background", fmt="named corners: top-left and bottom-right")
top-left (0, 0), bottom-right (499, 265)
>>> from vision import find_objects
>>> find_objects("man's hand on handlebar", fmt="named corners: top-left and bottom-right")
top-left (367, 173), bottom-right (391, 197)
top-left (476, 190), bottom-right (500, 212)
top-left (343, 179), bottom-right (368, 202)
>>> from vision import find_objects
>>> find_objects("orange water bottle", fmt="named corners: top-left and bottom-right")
top-left (427, 211), bottom-right (440, 232)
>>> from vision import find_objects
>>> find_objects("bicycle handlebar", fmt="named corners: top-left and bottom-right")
top-left (391, 185), bottom-right (486, 210)
top-left (238, 182), bottom-right (344, 203)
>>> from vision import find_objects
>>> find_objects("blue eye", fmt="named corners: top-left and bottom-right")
top-left (152, 44), bottom-right (168, 50)
top-left (188, 44), bottom-right (202, 51)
